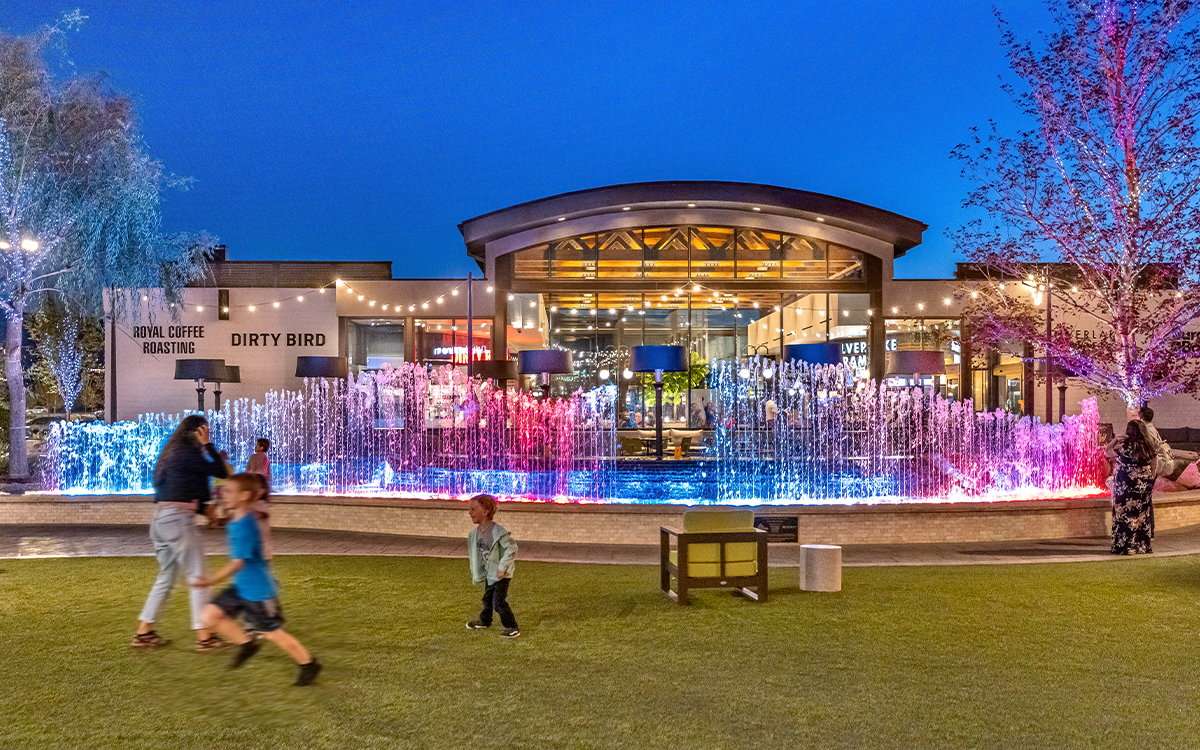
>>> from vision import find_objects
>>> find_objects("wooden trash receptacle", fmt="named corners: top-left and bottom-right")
top-left (800, 544), bottom-right (842, 592)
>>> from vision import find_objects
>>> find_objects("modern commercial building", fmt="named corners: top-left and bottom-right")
top-left (106, 180), bottom-right (1194, 429)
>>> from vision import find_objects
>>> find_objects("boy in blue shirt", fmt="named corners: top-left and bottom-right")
top-left (193, 473), bottom-right (321, 685)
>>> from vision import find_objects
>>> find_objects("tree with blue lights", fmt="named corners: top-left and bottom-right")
top-left (0, 13), bottom-right (213, 478)
top-left (956, 0), bottom-right (1200, 415)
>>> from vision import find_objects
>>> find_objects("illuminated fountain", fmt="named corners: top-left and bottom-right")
top-left (42, 360), bottom-right (1106, 504)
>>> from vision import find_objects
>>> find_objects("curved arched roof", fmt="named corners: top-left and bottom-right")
top-left (458, 181), bottom-right (927, 263)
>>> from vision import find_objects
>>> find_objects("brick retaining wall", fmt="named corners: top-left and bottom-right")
top-left (6, 491), bottom-right (1200, 545)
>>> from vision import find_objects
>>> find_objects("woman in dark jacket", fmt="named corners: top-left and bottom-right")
top-left (132, 415), bottom-right (230, 650)
top-left (1105, 419), bottom-right (1158, 555)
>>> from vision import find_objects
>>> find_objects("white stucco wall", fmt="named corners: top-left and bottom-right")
top-left (107, 288), bottom-right (338, 421)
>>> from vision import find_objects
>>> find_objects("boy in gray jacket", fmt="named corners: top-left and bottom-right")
top-left (465, 494), bottom-right (520, 638)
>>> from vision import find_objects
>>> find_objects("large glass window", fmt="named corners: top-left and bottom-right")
top-left (690, 227), bottom-right (735, 280)
top-left (643, 227), bottom-right (690, 279)
top-left (512, 225), bottom-right (870, 283)
top-left (595, 230), bottom-right (643, 279)
top-left (413, 318), bottom-right (493, 366)
top-left (348, 319), bottom-right (404, 371)
top-left (736, 229), bottom-right (781, 280)
top-left (883, 317), bottom-right (962, 396)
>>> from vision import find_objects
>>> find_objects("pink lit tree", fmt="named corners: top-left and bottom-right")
top-left (954, 0), bottom-right (1200, 414)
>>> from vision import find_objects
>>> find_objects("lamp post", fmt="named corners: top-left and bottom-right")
top-left (466, 272), bottom-right (473, 379)
top-left (174, 359), bottom-right (227, 412)
top-left (212, 365), bottom-right (240, 411)
top-left (1021, 266), bottom-right (1056, 422)
top-left (630, 345), bottom-right (688, 460)
top-left (517, 349), bottom-right (573, 399)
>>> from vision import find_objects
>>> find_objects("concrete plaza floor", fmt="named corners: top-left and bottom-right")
top-left (5, 522), bottom-right (1200, 565)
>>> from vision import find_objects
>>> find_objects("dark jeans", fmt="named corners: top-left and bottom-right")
top-left (480, 578), bottom-right (517, 629)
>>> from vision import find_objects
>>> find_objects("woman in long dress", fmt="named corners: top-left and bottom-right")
top-left (1104, 419), bottom-right (1158, 555)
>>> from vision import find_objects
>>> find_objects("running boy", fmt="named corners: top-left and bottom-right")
top-left (465, 494), bottom-right (520, 638)
top-left (192, 472), bottom-right (321, 685)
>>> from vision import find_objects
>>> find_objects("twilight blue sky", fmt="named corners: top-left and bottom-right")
top-left (5, 2), bottom-right (1050, 280)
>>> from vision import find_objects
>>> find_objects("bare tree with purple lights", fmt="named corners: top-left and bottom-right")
top-left (0, 13), bottom-right (213, 478)
top-left (954, 0), bottom-right (1200, 414)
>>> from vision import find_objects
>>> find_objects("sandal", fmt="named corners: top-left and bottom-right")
top-left (131, 631), bottom-right (171, 649)
top-left (194, 635), bottom-right (225, 652)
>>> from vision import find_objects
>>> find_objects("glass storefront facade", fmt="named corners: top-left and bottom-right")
top-left (512, 226), bottom-right (865, 283)
top-left (498, 224), bottom-right (884, 424)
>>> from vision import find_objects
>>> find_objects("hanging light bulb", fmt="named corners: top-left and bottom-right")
top-left (622, 368), bottom-right (633, 380)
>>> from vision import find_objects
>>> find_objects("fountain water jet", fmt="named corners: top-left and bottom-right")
top-left (43, 360), bottom-right (1106, 504)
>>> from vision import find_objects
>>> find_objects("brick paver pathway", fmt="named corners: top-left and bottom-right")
top-left (5, 523), bottom-right (1200, 566)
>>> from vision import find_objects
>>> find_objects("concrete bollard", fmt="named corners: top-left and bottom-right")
top-left (800, 544), bottom-right (842, 592)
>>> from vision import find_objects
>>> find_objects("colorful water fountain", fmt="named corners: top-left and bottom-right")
top-left (42, 360), bottom-right (1107, 504)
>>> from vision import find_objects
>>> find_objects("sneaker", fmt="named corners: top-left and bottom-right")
top-left (194, 636), bottom-right (225, 653)
top-left (231, 640), bottom-right (262, 669)
top-left (295, 660), bottom-right (322, 687)
top-left (131, 631), bottom-right (170, 649)
top-left (465, 620), bottom-right (490, 630)
top-left (501, 628), bottom-right (520, 639)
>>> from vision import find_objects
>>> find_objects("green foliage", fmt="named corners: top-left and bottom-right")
top-left (637, 352), bottom-right (709, 406)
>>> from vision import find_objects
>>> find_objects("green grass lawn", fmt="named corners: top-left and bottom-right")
top-left (4, 554), bottom-right (1200, 749)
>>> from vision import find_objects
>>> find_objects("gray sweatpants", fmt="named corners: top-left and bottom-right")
top-left (137, 504), bottom-right (209, 630)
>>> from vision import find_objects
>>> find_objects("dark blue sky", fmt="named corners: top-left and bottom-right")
top-left (7, 2), bottom-right (1048, 280)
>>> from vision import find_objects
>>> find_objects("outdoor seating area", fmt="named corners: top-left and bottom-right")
top-left (660, 509), bottom-right (769, 604)
top-left (617, 428), bottom-right (708, 458)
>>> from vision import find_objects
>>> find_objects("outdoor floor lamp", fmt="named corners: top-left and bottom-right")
top-left (212, 365), bottom-right (240, 410)
top-left (783, 342), bottom-right (842, 366)
top-left (296, 356), bottom-right (349, 379)
top-left (175, 358), bottom-right (227, 412)
top-left (629, 345), bottom-right (688, 460)
top-left (517, 350), bottom-right (573, 399)
top-left (885, 350), bottom-right (947, 390)
top-left (473, 359), bottom-right (519, 388)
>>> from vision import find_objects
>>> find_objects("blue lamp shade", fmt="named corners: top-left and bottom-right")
top-left (782, 342), bottom-right (842, 367)
top-left (296, 356), bottom-right (349, 378)
top-left (629, 345), bottom-right (688, 373)
top-left (885, 350), bottom-right (946, 377)
top-left (517, 349), bottom-right (573, 375)
top-left (474, 359), bottom-right (519, 381)
top-left (174, 359), bottom-right (227, 381)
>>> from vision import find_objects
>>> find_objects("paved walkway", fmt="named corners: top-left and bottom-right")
top-left (6, 523), bottom-right (1200, 566)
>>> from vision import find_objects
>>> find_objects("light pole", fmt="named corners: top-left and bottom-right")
top-left (630, 345), bottom-right (688, 460)
top-left (1023, 266), bottom-right (1055, 423)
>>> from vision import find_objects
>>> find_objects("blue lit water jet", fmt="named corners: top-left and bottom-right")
top-left (43, 360), bottom-right (1106, 504)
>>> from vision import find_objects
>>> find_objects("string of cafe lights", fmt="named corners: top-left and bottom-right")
top-left (143, 282), bottom-right (342, 314)
top-left (158, 271), bottom-right (1075, 331)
